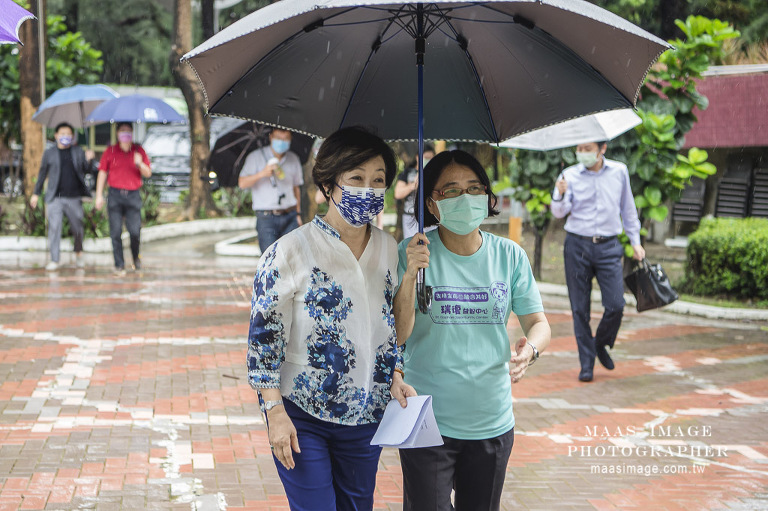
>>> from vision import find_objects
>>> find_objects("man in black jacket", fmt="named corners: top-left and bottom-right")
top-left (30, 122), bottom-right (96, 271)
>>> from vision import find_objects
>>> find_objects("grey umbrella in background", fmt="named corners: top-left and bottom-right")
top-left (33, 84), bottom-right (120, 129)
top-left (182, 0), bottom-right (670, 311)
top-left (499, 108), bottom-right (643, 151)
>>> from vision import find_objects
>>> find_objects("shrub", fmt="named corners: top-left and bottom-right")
top-left (212, 187), bottom-right (253, 217)
top-left (21, 199), bottom-right (46, 237)
top-left (0, 203), bottom-right (6, 233)
top-left (141, 183), bottom-right (161, 226)
top-left (83, 201), bottom-right (109, 238)
top-left (682, 217), bottom-right (768, 299)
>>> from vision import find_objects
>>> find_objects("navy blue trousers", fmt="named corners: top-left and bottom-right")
top-left (271, 399), bottom-right (381, 511)
top-left (563, 234), bottom-right (626, 373)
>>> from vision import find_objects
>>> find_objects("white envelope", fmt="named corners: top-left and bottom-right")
top-left (370, 395), bottom-right (444, 448)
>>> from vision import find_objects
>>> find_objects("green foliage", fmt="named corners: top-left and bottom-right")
top-left (682, 217), bottom-right (768, 299)
top-left (0, 203), bottom-right (6, 233)
top-left (141, 183), bottom-right (161, 226)
top-left (82, 201), bottom-right (108, 238)
top-left (608, 16), bottom-right (737, 225)
top-left (61, 0), bottom-right (173, 86)
top-left (0, 11), bottom-right (102, 144)
top-left (21, 200), bottom-right (46, 236)
top-left (211, 187), bottom-right (253, 217)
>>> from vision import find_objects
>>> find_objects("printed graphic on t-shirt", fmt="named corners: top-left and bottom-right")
top-left (430, 281), bottom-right (508, 325)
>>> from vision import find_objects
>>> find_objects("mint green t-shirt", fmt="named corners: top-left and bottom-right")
top-left (397, 229), bottom-right (543, 440)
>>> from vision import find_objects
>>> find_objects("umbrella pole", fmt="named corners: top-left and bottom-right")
top-left (415, 4), bottom-right (432, 314)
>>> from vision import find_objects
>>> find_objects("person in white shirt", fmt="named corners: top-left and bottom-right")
top-left (247, 126), bottom-right (416, 511)
top-left (239, 128), bottom-right (304, 252)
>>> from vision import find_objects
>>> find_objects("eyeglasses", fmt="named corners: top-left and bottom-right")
top-left (431, 184), bottom-right (487, 199)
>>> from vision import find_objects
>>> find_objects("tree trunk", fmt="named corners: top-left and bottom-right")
top-left (20, 0), bottom-right (45, 200)
top-left (170, 0), bottom-right (216, 220)
top-left (201, 0), bottom-right (215, 40)
top-left (533, 228), bottom-right (543, 280)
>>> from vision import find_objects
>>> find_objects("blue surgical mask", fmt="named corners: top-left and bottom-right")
top-left (271, 139), bottom-right (291, 155)
top-left (435, 193), bottom-right (488, 235)
top-left (57, 135), bottom-right (73, 147)
top-left (332, 184), bottom-right (385, 228)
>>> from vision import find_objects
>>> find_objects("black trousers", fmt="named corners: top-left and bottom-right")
top-left (107, 188), bottom-right (142, 269)
top-left (400, 428), bottom-right (514, 511)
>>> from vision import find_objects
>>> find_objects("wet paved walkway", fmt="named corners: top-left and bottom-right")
top-left (1, 240), bottom-right (767, 510)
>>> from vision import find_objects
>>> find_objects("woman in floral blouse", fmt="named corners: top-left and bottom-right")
top-left (247, 126), bottom-right (415, 511)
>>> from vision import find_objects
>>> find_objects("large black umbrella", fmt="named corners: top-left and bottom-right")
top-left (209, 120), bottom-right (315, 187)
top-left (182, 0), bottom-right (670, 311)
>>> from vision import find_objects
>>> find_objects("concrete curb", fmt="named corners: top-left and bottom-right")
top-left (0, 217), bottom-right (254, 253)
top-left (536, 282), bottom-right (768, 322)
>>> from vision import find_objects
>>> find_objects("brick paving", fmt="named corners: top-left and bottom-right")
top-left (0, 244), bottom-right (767, 510)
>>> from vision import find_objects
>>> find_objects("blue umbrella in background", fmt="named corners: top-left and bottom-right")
top-left (85, 94), bottom-right (186, 125)
top-left (33, 84), bottom-right (119, 129)
top-left (0, 0), bottom-right (34, 45)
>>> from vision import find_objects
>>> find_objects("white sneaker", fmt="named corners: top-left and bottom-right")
top-left (114, 267), bottom-right (126, 277)
top-left (45, 262), bottom-right (59, 271)
top-left (75, 258), bottom-right (85, 269)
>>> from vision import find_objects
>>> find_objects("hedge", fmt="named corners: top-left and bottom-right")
top-left (683, 217), bottom-right (768, 299)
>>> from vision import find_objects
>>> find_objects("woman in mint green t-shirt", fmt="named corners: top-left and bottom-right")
top-left (394, 149), bottom-right (551, 511)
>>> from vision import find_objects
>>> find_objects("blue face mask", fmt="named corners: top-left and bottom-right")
top-left (332, 184), bottom-right (386, 228)
top-left (271, 138), bottom-right (291, 155)
top-left (57, 135), bottom-right (73, 147)
top-left (435, 193), bottom-right (488, 235)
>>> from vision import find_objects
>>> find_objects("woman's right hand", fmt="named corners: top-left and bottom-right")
top-left (404, 233), bottom-right (430, 281)
top-left (267, 408), bottom-right (301, 470)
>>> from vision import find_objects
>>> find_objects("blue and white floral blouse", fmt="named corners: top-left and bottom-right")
top-left (247, 216), bottom-right (401, 426)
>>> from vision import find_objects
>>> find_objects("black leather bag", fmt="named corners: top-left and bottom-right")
top-left (624, 258), bottom-right (679, 312)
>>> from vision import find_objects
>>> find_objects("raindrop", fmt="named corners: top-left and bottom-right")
top-left (626, 58), bottom-right (632, 68)
top-left (268, 76), bottom-right (272, 86)
top-left (480, 76), bottom-right (484, 85)
top-left (591, 46), bottom-right (596, 54)
top-left (318, 87), bottom-right (325, 101)
top-left (330, 76), bottom-right (336, 89)
top-left (327, 41), bottom-right (331, 54)
top-left (381, 109), bottom-right (385, 117)
top-left (244, 90), bottom-right (248, 98)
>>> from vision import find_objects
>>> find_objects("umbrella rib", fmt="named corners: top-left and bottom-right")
top-left (338, 14), bottom-right (402, 130)
top-left (438, 13), bottom-right (500, 143)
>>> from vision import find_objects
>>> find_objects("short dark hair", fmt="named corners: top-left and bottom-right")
top-left (313, 127), bottom-right (397, 200)
top-left (116, 122), bottom-right (133, 131)
top-left (54, 122), bottom-right (74, 134)
top-left (415, 149), bottom-right (499, 227)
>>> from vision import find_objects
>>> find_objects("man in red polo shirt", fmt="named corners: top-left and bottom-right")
top-left (95, 122), bottom-right (152, 275)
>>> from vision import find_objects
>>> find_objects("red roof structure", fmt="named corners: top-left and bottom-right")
top-left (683, 66), bottom-right (768, 149)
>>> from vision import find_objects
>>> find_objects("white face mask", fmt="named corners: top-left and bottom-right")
top-left (576, 151), bottom-right (600, 168)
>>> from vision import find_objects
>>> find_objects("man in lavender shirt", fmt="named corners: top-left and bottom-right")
top-left (551, 141), bottom-right (645, 382)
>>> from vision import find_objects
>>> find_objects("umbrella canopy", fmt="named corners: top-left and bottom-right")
top-left (85, 94), bottom-right (186, 125)
top-left (209, 119), bottom-right (315, 187)
top-left (182, 0), bottom-right (669, 143)
top-left (0, 0), bottom-right (34, 45)
top-left (32, 84), bottom-right (119, 129)
top-left (499, 108), bottom-right (642, 151)
top-left (182, 0), bottom-right (670, 312)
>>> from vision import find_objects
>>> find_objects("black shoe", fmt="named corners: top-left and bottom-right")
top-left (578, 370), bottom-right (593, 382)
top-left (596, 344), bottom-right (615, 370)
